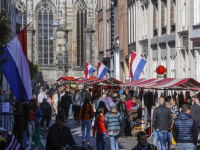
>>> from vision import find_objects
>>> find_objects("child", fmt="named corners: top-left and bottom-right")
top-left (93, 108), bottom-right (107, 150)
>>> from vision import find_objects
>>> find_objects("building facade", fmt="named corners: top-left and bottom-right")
top-left (15, 0), bottom-right (98, 84)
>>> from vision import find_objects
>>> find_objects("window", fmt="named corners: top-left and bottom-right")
top-left (194, 0), bottom-right (200, 25)
top-left (153, 3), bottom-right (158, 29)
top-left (170, 0), bottom-right (175, 24)
top-left (1, 0), bottom-right (6, 10)
top-left (171, 56), bottom-right (176, 78)
top-left (36, 1), bottom-right (54, 65)
top-left (161, 0), bottom-right (166, 27)
top-left (107, 20), bottom-right (110, 49)
top-left (76, 0), bottom-right (87, 66)
top-left (195, 50), bottom-right (200, 81)
top-left (107, 0), bottom-right (110, 10)
top-left (161, 57), bottom-right (167, 69)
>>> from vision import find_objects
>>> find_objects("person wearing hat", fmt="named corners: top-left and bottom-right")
top-left (40, 98), bottom-right (52, 130)
top-left (104, 102), bottom-right (123, 150)
top-left (116, 95), bottom-right (128, 138)
top-left (46, 114), bottom-right (76, 150)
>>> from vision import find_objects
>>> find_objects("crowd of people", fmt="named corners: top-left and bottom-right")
top-left (15, 81), bottom-right (200, 150)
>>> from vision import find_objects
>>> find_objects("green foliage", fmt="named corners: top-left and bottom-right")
top-left (28, 61), bottom-right (41, 80)
top-left (0, 13), bottom-right (12, 67)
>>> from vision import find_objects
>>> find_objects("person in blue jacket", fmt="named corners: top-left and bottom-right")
top-left (27, 99), bottom-right (43, 149)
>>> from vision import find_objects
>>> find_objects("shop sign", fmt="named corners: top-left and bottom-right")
top-left (156, 65), bottom-right (166, 75)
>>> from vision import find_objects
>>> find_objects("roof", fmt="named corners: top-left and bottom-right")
top-left (73, 77), bottom-right (97, 84)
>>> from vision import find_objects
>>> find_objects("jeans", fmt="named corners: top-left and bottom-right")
top-left (167, 131), bottom-right (172, 149)
top-left (28, 121), bottom-right (36, 145)
top-left (153, 128), bottom-right (161, 149)
top-left (177, 143), bottom-right (196, 150)
top-left (23, 130), bottom-right (27, 148)
top-left (69, 104), bottom-right (72, 117)
top-left (109, 136), bottom-right (119, 150)
top-left (96, 132), bottom-right (107, 150)
top-left (157, 130), bottom-right (168, 150)
top-left (41, 115), bottom-right (51, 128)
top-left (81, 120), bottom-right (91, 142)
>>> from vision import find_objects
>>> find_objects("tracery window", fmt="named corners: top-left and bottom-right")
top-left (76, 0), bottom-right (87, 66)
top-left (36, 1), bottom-right (54, 65)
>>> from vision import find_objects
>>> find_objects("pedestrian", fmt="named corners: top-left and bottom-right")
top-left (72, 89), bottom-right (82, 123)
top-left (52, 91), bottom-right (58, 115)
top-left (104, 102), bottom-right (122, 150)
top-left (49, 85), bottom-right (54, 99)
top-left (173, 104), bottom-right (198, 150)
top-left (18, 98), bottom-right (30, 148)
top-left (116, 94), bottom-right (128, 137)
top-left (46, 114), bottom-right (76, 150)
top-left (38, 88), bottom-right (47, 104)
top-left (190, 95), bottom-right (200, 140)
top-left (58, 86), bottom-right (72, 123)
top-left (95, 101), bottom-right (108, 117)
top-left (170, 98), bottom-right (179, 120)
top-left (153, 97), bottom-right (172, 150)
top-left (93, 108), bottom-right (107, 150)
top-left (47, 95), bottom-right (52, 105)
top-left (40, 98), bottom-right (52, 130)
top-left (132, 131), bottom-right (157, 150)
top-left (69, 88), bottom-right (75, 117)
top-left (78, 98), bottom-right (94, 149)
top-left (96, 93), bottom-right (107, 109)
top-left (165, 101), bottom-right (173, 150)
top-left (27, 99), bottom-right (43, 149)
top-left (126, 96), bottom-right (137, 111)
top-left (106, 92), bottom-right (113, 111)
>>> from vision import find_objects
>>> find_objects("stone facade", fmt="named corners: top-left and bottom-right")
top-left (15, 0), bottom-right (98, 84)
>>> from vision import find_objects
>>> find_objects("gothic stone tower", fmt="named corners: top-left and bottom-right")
top-left (16, 0), bottom-right (98, 84)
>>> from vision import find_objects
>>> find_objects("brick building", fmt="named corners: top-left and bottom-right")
top-left (14, 0), bottom-right (98, 84)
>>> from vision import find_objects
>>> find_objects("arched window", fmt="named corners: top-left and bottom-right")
top-left (36, 1), bottom-right (54, 65)
top-left (76, 0), bottom-right (87, 66)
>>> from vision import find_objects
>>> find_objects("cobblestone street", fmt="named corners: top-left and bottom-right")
top-left (32, 118), bottom-right (153, 150)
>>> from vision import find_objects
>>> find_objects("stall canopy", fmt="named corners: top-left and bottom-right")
top-left (56, 77), bottom-right (77, 81)
top-left (125, 78), bottom-right (200, 91)
top-left (88, 78), bottom-right (123, 86)
top-left (118, 78), bottom-right (146, 86)
top-left (57, 76), bottom-right (97, 82)
top-left (73, 77), bottom-right (97, 84)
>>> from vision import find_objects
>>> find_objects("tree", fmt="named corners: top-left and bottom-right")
top-left (28, 61), bottom-right (41, 80)
top-left (0, 13), bottom-right (12, 67)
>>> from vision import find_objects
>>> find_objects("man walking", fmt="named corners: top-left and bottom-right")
top-left (96, 93), bottom-right (107, 109)
top-left (40, 98), bottom-right (52, 130)
top-left (173, 104), bottom-right (198, 150)
top-left (58, 86), bottom-right (72, 122)
top-left (38, 88), bottom-right (47, 104)
top-left (153, 97), bottom-right (172, 150)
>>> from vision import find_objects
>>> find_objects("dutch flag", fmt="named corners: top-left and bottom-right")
top-left (130, 51), bottom-right (147, 80)
top-left (1, 26), bottom-right (32, 102)
top-left (97, 61), bottom-right (109, 79)
top-left (85, 62), bottom-right (95, 79)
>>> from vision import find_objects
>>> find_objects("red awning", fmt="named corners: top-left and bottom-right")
top-left (145, 78), bottom-right (200, 90)
top-left (118, 78), bottom-right (146, 86)
top-left (129, 78), bottom-right (165, 88)
top-left (73, 77), bottom-right (97, 84)
top-left (87, 78), bottom-right (123, 85)
top-left (56, 77), bottom-right (76, 81)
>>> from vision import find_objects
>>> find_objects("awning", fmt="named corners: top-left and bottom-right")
top-left (130, 78), bottom-right (165, 88)
top-left (145, 78), bottom-right (200, 90)
top-left (56, 77), bottom-right (76, 81)
top-left (73, 77), bottom-right (97, 84)
top-left (118, 78), bottom-right (146, 86)
top-left (87, 78), bottom-right (123, 86)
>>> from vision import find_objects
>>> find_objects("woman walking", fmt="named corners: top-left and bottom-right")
top-left (78, 98), bottom-right (94, 149)
top-left (93, 108), bottom-right (107, 150)
top-left (27, 99), bottom-right (43, 149)
top-left (95, 101), bottom-right (108, 117)
top-left (104, 102), bottom-right (122, 150)
top-left (72, 90), bottom-right (82, 123)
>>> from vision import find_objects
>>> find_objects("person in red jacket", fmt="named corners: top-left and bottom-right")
top-left (78, 98), bottom-right (94, 149)
top-left (93, 108), bottom-right (107, 150)
top-left (126, 96), bottom-right (137, 111)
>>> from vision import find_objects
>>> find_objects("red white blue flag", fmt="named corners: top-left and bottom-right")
top-left (130, 51), bottom-right (147, 80)
top-left (97, 61), bottom-right (109, 79)
top-left (85, 62), bottom-right (95, 79)
top-left (1, 26), bottom-right (32, 102)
